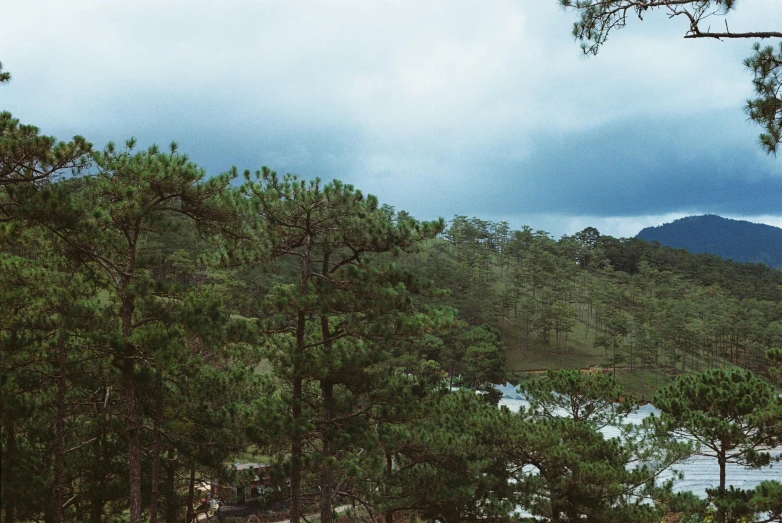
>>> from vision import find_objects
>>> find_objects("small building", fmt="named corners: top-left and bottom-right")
top-left (211, 463), bottom-right (272, 502)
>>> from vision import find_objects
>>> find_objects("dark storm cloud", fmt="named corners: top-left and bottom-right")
top-left (3, 0), bottom-right (781, 237)
top-left (17, 81), bottom-right (781, 229)
top-left (23, 91), bottom-right (363, 183)
top-left (459, 110), bottom-right (782, 218)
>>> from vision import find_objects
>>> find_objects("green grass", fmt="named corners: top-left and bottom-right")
top-left (502, 315), bottom-right (604, 370)
top-left (500, 312), bottom-right (679, 397)
top-left (225, 446), bottom-right (273, 467)
top-left (500, 308), bottom-right (742, 399)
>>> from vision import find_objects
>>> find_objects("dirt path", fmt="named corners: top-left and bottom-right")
top-left (519, 365), bottom-right (626, 374)
top-left (265, 504), bottom-right (351, 523)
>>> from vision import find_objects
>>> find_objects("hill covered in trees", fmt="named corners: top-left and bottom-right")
top-left (409, 218), bottom-right (782, 400)
top-left (636, 214), bottom-right (782, 269)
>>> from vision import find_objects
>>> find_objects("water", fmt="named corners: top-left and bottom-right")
top-left (497, 388), bottom-right (782, 497)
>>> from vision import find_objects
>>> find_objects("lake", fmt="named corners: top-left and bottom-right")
top-left (497, 385), bottom-right (782, 497)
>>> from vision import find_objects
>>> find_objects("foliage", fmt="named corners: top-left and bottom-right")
top-left (507, 370), bottom-right (688, 523)
top-left (0, 61), bottom-right (9, 84)
top-left (519, 369), bottom-right (632, 428)
top-left (558, 0), bottom-right (782, 154)
top-left (239, 168), bottom-right (452, 523)
top-left (653, 369), bottom-right (782, 522)
top-left (746, 42), bottom-right (782, 155)
top-left (0, 112), bottom-right (91, 190)
top-left (653, 368), bottom-right (782, 492)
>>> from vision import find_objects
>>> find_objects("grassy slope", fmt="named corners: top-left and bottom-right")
top-left (487, 265), bottom-right (734, 399)
top-left (499, 313), bottom-right (672, 400)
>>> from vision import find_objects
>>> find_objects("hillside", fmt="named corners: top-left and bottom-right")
top-left (637, 214), bottom-right (782, 269)
top-left (407, 219), bottom-right (782, 400)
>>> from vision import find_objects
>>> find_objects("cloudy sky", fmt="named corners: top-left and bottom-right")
top-left (2, 0), bottom-right (781, 238)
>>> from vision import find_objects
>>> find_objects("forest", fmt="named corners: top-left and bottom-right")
top-left (2, 59), bottom-right (782, 523)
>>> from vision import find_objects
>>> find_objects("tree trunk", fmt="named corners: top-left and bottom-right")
top-left (150, 372), bottom-right (163, 523)
top-left (384, 451), bottom-right (394, 523)
top-left (165, 446), bottom-right (178, 523)
top-left (52, 335), bottom-right (67, 523)
top-left (89, 497), bottom-right (102, 523)
top-left (41, 407), bottom-right (55, 523)
top-left (320, 378), bottom-right (334, 523)
top-left (290, 309), bottom-right (306, 523)
top-left (290, 233), bottom-right (313, 523)
top-left (123, 354), bottom-right (142, 523)
top-left (90, 386), bottom-right (109, 523)
top-left (612, 341), bottom-right (617, 379)
top-left (186, 464), bottom-right (196, 523)
top-left (4, 422), bottom-right (15, 523)
top-left (717, 452), bottom-right (727, 523)
top-left (290, 373), bottom-right (303, 523)
top-left (640, 352), bottom-right (646, 402)
top-left (121, 291), bottom-right (142, 523)
top-left (550, 490), bottom-right (565, 523)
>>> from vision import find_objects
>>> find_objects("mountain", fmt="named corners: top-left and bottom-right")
top-left (636, 215), bottom-right (782, 269)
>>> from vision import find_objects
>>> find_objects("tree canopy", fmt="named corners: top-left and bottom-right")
top-left (559, 0), bottom-right (782, 154)
top-left (0, 61), bottom-right (9, 84)
top-left (653, 368), bottom-right (782, 521)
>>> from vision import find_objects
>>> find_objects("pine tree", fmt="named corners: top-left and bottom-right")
top-left (0, 61), bottom-right (10, 84)
top-left (241, 168), bottom-right (446, 523)
top-left (17, 140), bottom-right (236, 523)
top-left (0, 204), bottom-right (110, 523)
top-left (652, 368), bottom-right (782, 522)
top-left (367, 389), bottom-right (515, 522)
top-left (509, 370), bottom-right (689, 522)
top-left (0, 115), bottom-right (90, 190)
top-left (653, 368), bottom-right (782, 493)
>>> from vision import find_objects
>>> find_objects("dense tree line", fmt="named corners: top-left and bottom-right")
top-left (2, 62), bottom-right (782, 523)
top-left (416, 215), bottom-right (782, 396)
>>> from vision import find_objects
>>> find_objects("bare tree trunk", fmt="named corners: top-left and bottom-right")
top-left (319, 254), bottom-right (335, 523)
top-left (717, 452), bottom-right (727, 523)
top-left (89, 498), bottom-right (102, 523)
top-left (290, 309), bottom-right (306, 523)
top-left (640, 351), bottom-right (646, 403)
top-left (90, 386), bottom-right (109, 523)
top-left (124, 354), bottom-right (142, 523)
top-left (613, 341), bottom-right (617, 379)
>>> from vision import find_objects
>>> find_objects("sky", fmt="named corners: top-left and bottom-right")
top-left (2, 0), bottom-right (782, 238)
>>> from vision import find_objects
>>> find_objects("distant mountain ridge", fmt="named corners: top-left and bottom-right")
top-left (636, 215), bottom-right (782, 269)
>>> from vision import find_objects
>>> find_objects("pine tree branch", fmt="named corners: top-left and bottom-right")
top-left (685, 30), bottom-right (782, 40)
top-left (63, 437), bottom-right (98, 454)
